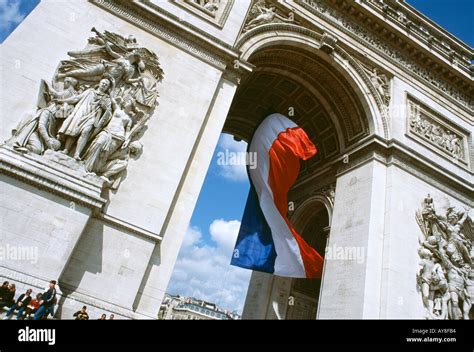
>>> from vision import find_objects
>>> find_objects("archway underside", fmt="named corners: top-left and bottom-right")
top-left (224, 45), bottom-right (371, 174)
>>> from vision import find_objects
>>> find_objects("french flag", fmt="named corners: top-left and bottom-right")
top-left (231, 113), bottom-right (324, 278)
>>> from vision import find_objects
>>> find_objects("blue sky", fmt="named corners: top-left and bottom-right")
top-left (407, 0), bottom-right (473, 46)
top-left (1, 0), bottom-right (472, 314)
top-left (0, 0), bottom-right (39, 43)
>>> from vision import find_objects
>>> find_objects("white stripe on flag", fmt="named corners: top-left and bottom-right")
top-left (248, 114), bottom-right (306, 277)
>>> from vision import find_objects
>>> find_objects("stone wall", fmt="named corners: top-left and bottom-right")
top-left (0, 0), bottom-right (245, 319)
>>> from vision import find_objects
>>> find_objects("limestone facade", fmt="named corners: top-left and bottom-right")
top-left (0, 0), bottom-right (472, 319)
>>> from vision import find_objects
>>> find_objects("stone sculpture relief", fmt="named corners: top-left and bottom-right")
top-left (190, 0), bottom-right (220, 13)
top-left (358, 61), bottom-right (391, 106)
top-left (408, 101), bottom-right (465, 161)
top-left (243, 0), bottom-right (295, 32)
top-left (415, 195), bottom-right (473, 319)
top-left (5, 28), bottom-right (164, 189)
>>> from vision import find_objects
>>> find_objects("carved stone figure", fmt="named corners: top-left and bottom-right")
top-left (416, 195), bottom-right (473, 320)
top-left (369, 68), bottom-right (390, 104)
top-left (57, 78), bottom-right (113, 160)
top-left (429, 263), bottom-right (449, 320)
top-left (437, 208), bottom-right (472, 266)
top-left (446, 265), bottom-right (467, 320)
top-left (83, 96), bottom-right (135, 174)
top-left (3, 27), bottom-right (164, 191)
top-left (243, 1), bottom-right (294, 32)
top-left (465, 268), bottom-right (474, 319)
top-left (100, 140), bottom-right (143, 188)
top-left (417, 247), bottom-right (437, 318)
top-left (192, 0), bottom-right (220, 13)
top-left (58, 29), bottom-right (144, 87)
top-left (408, 101), bottom-right (465, 160)
top-left (6, 77), bottom-right (79, 154)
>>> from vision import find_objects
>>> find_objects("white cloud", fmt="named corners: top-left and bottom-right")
top-left (215, 134), bottom-right (249, 182)
top-left (182, 225), bottom-right (202, 247)
top-left (0, 0), bottom-right (25, 34)
top-left (218, 133), bottom-right (247, 153)
top-left (209, 219), bottom-right (241, 253)
top-left (167, 220), bottom-right (251, 314)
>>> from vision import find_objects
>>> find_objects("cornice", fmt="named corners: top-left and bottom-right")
top-left (291, 0), bottom-right (473, 115)
top-left (0, 146), bottom-right (106, 209)
top-left (95, 212), bottom-right (163, 243)
top-left (359, 0), bottom-right (472, 78)
top-left (91, 0), bottom-right (252, 73)
top-left (294, 134), bottom-right (473, 205)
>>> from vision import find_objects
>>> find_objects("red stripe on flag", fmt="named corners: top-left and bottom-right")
top-left (267, 127), bottom-right (323, 279)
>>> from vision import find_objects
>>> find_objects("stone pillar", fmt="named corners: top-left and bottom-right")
top-left (0, 147), bottom-right (106, 293)
top-left (0, 0), bottom-right (248, 319)
top-left (242, 272), bottom-right (292, 319)
top-left (131, 75), bottom-right (240, 318)
top-left (242, 271), bottom-right (274, 319)
top-left (318, 159), bottom-right (387, 319)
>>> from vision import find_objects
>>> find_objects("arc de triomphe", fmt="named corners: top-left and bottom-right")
top-left (0, 0), bottom-right (472, 320)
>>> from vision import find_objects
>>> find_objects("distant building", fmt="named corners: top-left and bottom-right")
top-left (159, 294), bottom-right (241, 320)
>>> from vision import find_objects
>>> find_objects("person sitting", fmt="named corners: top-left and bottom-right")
top-left (0, 281), bottom-right (9, 300)
top-left (98, 313), bottom-right (106, 320)
top-left (3, 288), bottom-right (32, 320)
top-left (73, 306), bottom-right (90, 320)
top-left (0, 283), bottom-right (16, 310)
top-left (33, 280), bottom-right (57, 320)
top-left (21, 293), bottom-right (42, 320)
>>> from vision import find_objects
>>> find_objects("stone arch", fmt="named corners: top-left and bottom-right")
top-left (287, 193), bottom-right (333, 320)
top-left (290, 192), bottom-right (334, 232)
top-left (234, 23), bottom-right (390, 140)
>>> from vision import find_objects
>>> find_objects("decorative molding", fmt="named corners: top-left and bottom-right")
top-left (334, 45), bottom-right (391, 139)
top-left (319, 32), bottom-right (338, 54)
top-left (240, 42), bottom-right (370, 143)
top-left (242, 0), bottom-right (297, 33)
top-left (171, 0), bottom-right (234, 28)
top-left (362, 0), bottom-right (472, 76)
top-left (237, 24), bottom-right (390, 139)
top-left (296, 0), bottom-right (473, 113)
top-left (236, 22), bottom-right (321, 49)
top-left (95, 213), bottom-right (163, 243)
top-left (0, 146), bottom-right (106, 209)
top-left (316, 183), bottom-right (336, 205)
top-left (406, 95), bottom-right (470, 169)
top-left (302, 135), bottom-right (473, 204)
top-left (415, 195), bottom-right (473, 320)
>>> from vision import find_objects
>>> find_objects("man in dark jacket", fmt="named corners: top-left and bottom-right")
top-left (0, 283), bottom-right (16, 309)
top-left (0, 281), bottom-right (9, 300)
top-left (33, 280), bottom-right (57, 320)
top-left (3, 288), bottom-right (32, 319)
top-left (73, 306), bottom-right (90, 320)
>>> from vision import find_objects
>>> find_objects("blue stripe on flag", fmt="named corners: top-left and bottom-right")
top-left (230, 184), bottom-right (276, 273)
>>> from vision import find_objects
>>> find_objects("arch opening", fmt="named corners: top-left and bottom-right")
top-left (225, 43), bottom-right (374, 177)
top-left (221, 36), bottom-right (377, 319)
top-left (286, 201), bottom-right (330, 320)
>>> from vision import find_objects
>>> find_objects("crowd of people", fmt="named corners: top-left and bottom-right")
top-left (73, 306), bottom-right (115, 320)
top-left (0, 279), bottom-right (116, 320)
top-left (0, 280), bottom-right (57, 320)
